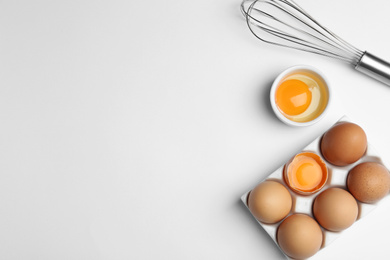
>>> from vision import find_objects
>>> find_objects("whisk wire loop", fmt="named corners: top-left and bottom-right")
top-left (241, 0), bottom-right (364, 64)
top-left (249, 6), bottom-right (353, 60)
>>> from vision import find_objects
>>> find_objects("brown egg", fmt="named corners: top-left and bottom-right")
top-left (248, 181), bottom-right (292, 224)
top-left (347, 162), bottom-right (390, 203)
top-left (320, 122), bottom-right (367, 166)
top-left (277, 214), bottom-right (323, 259)
top-left (313, 188), bottom-right (358, 231)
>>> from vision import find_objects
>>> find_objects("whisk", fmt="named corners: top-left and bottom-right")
top-left (241, 0), bottom-right (390, 86)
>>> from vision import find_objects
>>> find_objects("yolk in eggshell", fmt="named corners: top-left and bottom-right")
top-left (284, 152), bottom-right (328, 194)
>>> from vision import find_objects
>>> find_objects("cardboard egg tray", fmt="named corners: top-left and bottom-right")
top-left (241, 116), bottom-right (389, 259)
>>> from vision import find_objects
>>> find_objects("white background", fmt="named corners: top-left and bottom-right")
top-left (1, 0), bottom-right (390, 259)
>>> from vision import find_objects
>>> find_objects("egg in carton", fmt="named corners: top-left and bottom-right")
top-left (241, 116), bottom-right (390, 259)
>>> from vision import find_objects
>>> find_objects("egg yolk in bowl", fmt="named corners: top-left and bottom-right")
top-left (275, 72), bottom-right (329, 123)
top-left (276, 79), bottom-right (312, 116)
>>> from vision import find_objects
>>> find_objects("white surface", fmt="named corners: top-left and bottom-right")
top-left (1, 0), bottom-right (390, 259)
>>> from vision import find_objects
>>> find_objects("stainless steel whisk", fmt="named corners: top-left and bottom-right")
top-left (241, 0), bottom-right (390, 86)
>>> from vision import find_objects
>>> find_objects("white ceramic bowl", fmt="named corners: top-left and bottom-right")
top-left (270, 65), bottom-right (332, 127)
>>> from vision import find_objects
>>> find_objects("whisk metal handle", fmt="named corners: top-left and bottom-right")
top-left (355, 52), bottom-right (390, 86)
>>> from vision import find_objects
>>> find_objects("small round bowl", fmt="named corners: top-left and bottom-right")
top-left (270, 65), bottom-right (332, 127)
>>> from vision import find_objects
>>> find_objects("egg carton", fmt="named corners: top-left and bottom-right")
top-left (241, 116), bottom-right (389, 259)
